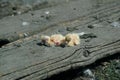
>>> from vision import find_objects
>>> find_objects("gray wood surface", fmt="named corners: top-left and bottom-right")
top-left (0, 0), bottom-right (120, 80)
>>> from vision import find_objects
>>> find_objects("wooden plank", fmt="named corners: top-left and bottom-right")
top-left (0, 0), bottom-right (120, 42)
top-left (0, 0), bottom-right (120, 80)
top-left (0, 21), bottom-right (120, 80)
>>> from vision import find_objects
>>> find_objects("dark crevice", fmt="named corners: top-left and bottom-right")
top-left (0, 39), bottom-right (10, 48)
top-left (44, 53), bottom-right (120, 80)
top-left (15, 74), bottom-right (31, 80)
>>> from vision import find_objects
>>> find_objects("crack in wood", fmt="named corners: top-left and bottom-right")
top-left (1, 39), bottom-right (120, 80)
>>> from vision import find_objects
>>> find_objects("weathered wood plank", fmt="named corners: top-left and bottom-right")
top-left (0, 0), bottom-right (120, 42)
top-left (0, 0), bottom-right (120, 80)
top-left (0, 23), bottom-right (120, 80)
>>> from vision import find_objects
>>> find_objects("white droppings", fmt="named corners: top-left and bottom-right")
top-left (45, 11), bottom-right (50, 15)
top-left (23, 33), bottom-right (28, 37)
top-left (22, 22), bottom-right (29, 26)
top-left (111, 22), bottom-right (120, 27)
top-left (77, 32), bottom-right (86, 36)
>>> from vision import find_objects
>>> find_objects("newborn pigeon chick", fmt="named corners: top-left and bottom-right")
top-left (65, 33), bottom-right (80, 46)
top-left (41, 34), bottom-right (65, 47)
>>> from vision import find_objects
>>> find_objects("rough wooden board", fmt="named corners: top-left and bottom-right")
top-left (0, 0), bottom-right (120, 42)
top-left (0, 0), bottom-right (120, 80)
top-left (0, 22), bottom-right (120, 80)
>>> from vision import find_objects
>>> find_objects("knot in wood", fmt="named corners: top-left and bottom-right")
top-left (83, 49), bottom-right (91, 57)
